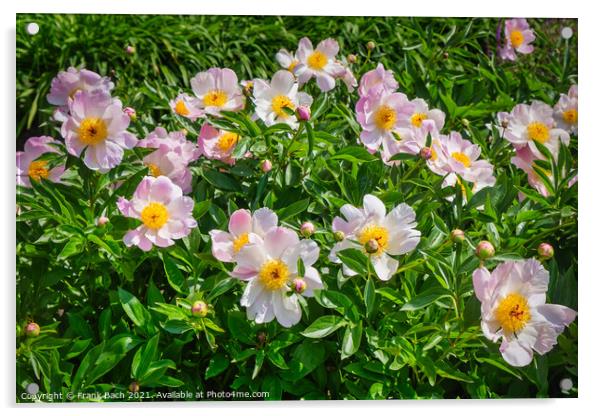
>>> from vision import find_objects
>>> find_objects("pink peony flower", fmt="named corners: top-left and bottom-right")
top-left (501, 101), bottom-right (570, 160)
top-left (358, 63), bottom-right (399, 97)
top-left (499, 18), bottom-right (535, 61)
top-left (138, 127), bottom-right (200, 165)
top-left (404, 98), bottom-right (445, 133)
top-left (294, 37), bottom-right (345, 92)
top-left (355, 88), bottom-right (414, 153)
top-left (333, 63), bottom-right (358, 92)
top-left (330, 194), bottom-right (421, 281)
top-left (47, 67), bottom-right (114, 109)
top-left (473, 259), bottom-right (576, 367)
top-left (554, 84), bottom-right (578, 135)
top-left (169, 93), bottom-right (205, 121)
top-left (276, 49), bottom-right (299, 72)
top-left (190, 68), bottom-right (245, 116)
top-left (436, 131), bottom-right (495, 180)
top-left (197, 123), bottom-right (242, 165)
top-left (209, 208), bottom-right (278, 263)
top-left (117, 176), bottom-right (197, 251)
top-left (252, 70), bottom-right (313, 129)
top-left (16, 136), bottom-right (65, 188)
top-left (61, 91), bottom-right (137, 172)
top-left (232, 227), bottom-right (323, 327)
top-left (142, 147), bottom-right (193, 194)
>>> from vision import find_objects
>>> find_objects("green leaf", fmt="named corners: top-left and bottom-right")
top-left (205, 352), bottom-right (230, 379)
top-left (57, 238), bottom-right (84, 261)
top-left (277, 198), bottom-right (310, 221)
top-left (300, 315), bottom-right (347, 338)
top-left (161, 255), bottom-right (187, 295)
top-left (341, 322), bottom-right (362, 360)
top-left (252, 350), bottom-right (265, 380)
top-left (117, 288), bottom-right (154, 334)
top-left (337, 248), bottom-right (368, 275)
top-left (202, 170), bottom-right (242, 192)
top-left (401, 287), bottom-right (453, 311)
top-left (364, 278), bottom-right (376, 316)
top-left (132, 334), bottom-right (160, 379)
top-left (331, 146), bottom-right (377, 163)
top-left (162, 320), bottom-right (193, 334)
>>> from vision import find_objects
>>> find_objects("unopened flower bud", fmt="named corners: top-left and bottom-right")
top-left (365, 239), bottom-right (379, 254)
top-left (501, 120), bottom-right (509, 129)
top-left (559, 378), bottom-right (573, 392)
top-left (242, 81), bottom-right (254, 97)
top-left (296, 105), bottom-right (311, 122)
top-left (347, 54), bottom-right (357, 64)
top-left (443, 51), bottom-right (449, 59)
top-left (257, 331), bottom-right (266, 345)
top-left (292, 278), bottom-right (307, 294)
top-left (537, 243), bottom-right (554, 260)
top-left (124, 107), bottom-right (136, 121)
top-left (300, 221), bottom-right (315, 238)
top-left (261, 159), bottom-right (272, 173)
top-left (25, 322), bottom-right (40, 338)
top-left (461, 118), bottom-right (470, 127)
top-left (450, 229), bottom-right (465, 244)
top-left (366, 41), bottom-right (376, 50)
top-left (475, 240), bottom-right (495, 259)
top-left (97, 216), bottom-right (109, 226)
top-left (191, 301), bottom-right (208, 318)
top-left (420, 147), bottom-right (433, 161)
top-left (129, 381), bottom-right (140, 393)
top-left (125, 45), bottom-right (135, 55)
top-left (334, 230), bottom-right (345, 242)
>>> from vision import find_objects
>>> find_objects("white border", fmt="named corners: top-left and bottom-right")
top-left (2, 1), bottom-right (599, 415)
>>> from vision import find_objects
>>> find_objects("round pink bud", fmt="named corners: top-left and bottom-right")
top-left (300, 221), bottom-right (315, 238)
top-left (420, 147), bottom-right (433, 161)
top-left (123, 107), bottom-right (136, 121)
top-left (366, 41), bottom-right (376, 50)
top-left (97, 216), bottom-right (109, 226)
top-left (296, 105), bottom-right (311, 122)
top-left (450, 229), bottom-right (465, 244)
top-left (537, 243), bottom-right (554, 260)
top-left (25, 322), bottom-right (40, 338)
top-left (365, 239), bottom-right (379, 254)
top-left (129, 381), bottom-right (140, 393)
top-left (347, 54), bottom-right (357, 64)
top-left (261, 159), bottom-right (272, 173)
top-left (293, 278), bottom-right (307, 294)
top-left (475, 240), bottom-right (495, 259)
top-left (334, 231), bottom-right (345, 242)
top-left (191, 301), bottom-right (208, 318)
top-left (125, 45), bottom-right (135, 55)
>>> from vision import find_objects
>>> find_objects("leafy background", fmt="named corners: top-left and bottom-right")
top-left (16, 14), bottom-right (577, 400)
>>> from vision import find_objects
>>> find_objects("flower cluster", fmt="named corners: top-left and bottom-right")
top-left (210, 208), bottom-right (323, 327)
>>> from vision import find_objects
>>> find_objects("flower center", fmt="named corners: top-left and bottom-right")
top-left (233, 232), bottom-right (249, 254)
top-left (147, 163), bottom-right (162, 177)
top-left (175, 99), bottom-right (190, 116)
top-left (216, 132), bottom-right (239, 152)
top-left (287, 60), bottom-right (299, 72)
top-left (258, 259), bottom-right (290, 291)
top-left (78, 117), bottom-right (108, 145)
top-left (495, 293), bottom-right (531, 333)
top-left (203, 90), bottom-right (228, 107)
top-left (410, 112), bottom-right (427, 128)
top-left (451, 152), bottom-right (471, 168)
top-left (140, 202), bottom-right (169, 230)
top-left (510, 30), bottom-right (524, 48)
top-left (307, 51), bottom-right (328, 70)
top-left (271, 95), bottom-right (295, 118)
top-left (374, 105), bottom-right (397, 131)
top-left (527, 122), bottom-right (550, 144)
top-left (28, 160), bottom-right (49, 182)
top-left (358, 225), bottom-right (389, 255)
top-left (562, 109), bottom-right (578, 125)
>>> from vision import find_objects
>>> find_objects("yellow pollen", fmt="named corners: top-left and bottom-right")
top-left (233, 232), bottom-right (249, 254)
top-left (307, 51), bottom-right (328, 70)
top-left (78, 117), bottom-right (108, 145)
top-left (527, 122), bottom-right (550, 144)
top-left (287, 60), bottom-right (299, 72)
top-left (203, 90), bottom-right (228, 107)
top-left (452, 152), bottom-right (471, 168)
top-left (175, 99), bottom-right (190, 116)
top-left (411, 113), bottom-right (428, 128)
top-left (374, 105), bottom-right (397, 131)
top-left (358, 225), bottom-right (389, 255)
top-left (147, 163), bottom-right (162, 177)
top-left (216, 132), bottom-right (239, 152)
top-left (140, 202), bottom-right (169, 230)
top-left (430, 147), bottom-right (438, 162)
top-left (562, 109), bottom-right (578, 125)
top-left (28, 160), bottom-right (49, 182)
top-left (510, 30), bottom-right (524, 48)
top-left (271, 95), bottom-right (295, 118)
top-left (495, 293), bottom-right (531, 333)
top-left (258, 259), bottom-right (290, 291)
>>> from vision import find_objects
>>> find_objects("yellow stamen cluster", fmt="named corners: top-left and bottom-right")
top-left (307, 51), bottom-right (328, 70)
top-left (271, 95), bottom-right (295, 118)
top-left (562, 109), bottom-right (578, 125)
top-left (527, 122), bottom-right (550, 144)
top-left (28, 160), bottom-right (49, 182)
top-left (78, 117), bottom-right (108, 145)
top-left (217, 132), bottom-right (239, 152)
top-left (451, 151), bottom-right (471, 168)
top-left (147, 163), bottom-right (162, 177)
top-left (374, 105), bottom-right (397, 131)
top-left (510, 30), bottom-right (524, 48)
top-left (203, 90), bottom-right (228, 107)
top-left (258, 259), bottom-right (290, 291)
top-left (495, 293), bottom-right (531, 333)
top-left (358, 225), bottom-right (389, 256)
top-left (140, 202), bottom-right (169, 230)
top-left (410, 113), bottom-right (427, 128)
top-left (287, 60), bottom-right (299, 72)
top-left (233, 232), bottom-right (250, 254)
top-left (175, 99), bottom-right (190, 116)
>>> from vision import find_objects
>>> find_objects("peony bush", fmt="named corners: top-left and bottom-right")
top-left (16, 15), bottom-right (577, 401)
